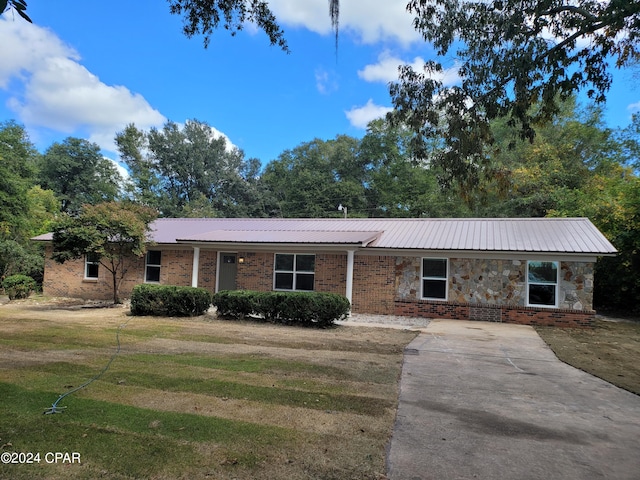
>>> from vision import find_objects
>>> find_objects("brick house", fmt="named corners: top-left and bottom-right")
top-left (33, 217), bottom-right (616, 327)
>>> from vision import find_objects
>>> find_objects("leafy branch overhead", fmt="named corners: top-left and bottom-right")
top-left (3, 0), bottom-right (637, 189)
top-left (389, 0), bottom-right (640, 187)
top-left (0, 0), bottom-right (31, 22)
top-left (167, 0), bottom-right (289, 51)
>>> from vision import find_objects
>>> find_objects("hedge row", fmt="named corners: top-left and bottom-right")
top-left (212, 290), bottom-right (350, 328)
top-left (130, 284), bottom-right (212, 317)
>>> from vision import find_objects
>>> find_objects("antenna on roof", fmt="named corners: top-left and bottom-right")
top-left (337, 204), bottom-right (347, 219)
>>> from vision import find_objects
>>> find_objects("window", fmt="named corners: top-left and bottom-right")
top-left (274, 254), bottom-right (315, 291)
top-left (145, 250), bottom-right (162, 282)
top-left (422, 258), bottom-right (448, 300)
top-left (527, 261), bottom-right (558, 307)
top-left (85, 253), bottom-right (100, 279)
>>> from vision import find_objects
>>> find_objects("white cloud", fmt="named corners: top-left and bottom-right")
top-left (0, 17), bottom-right (165, 154)
top-left (359, 51), bottom-right (462, 86)
top-left (315, 67), bottom-right (338, 94)
top-left (345, 99), bottom-right (392, 129)
top-left (208, 125), bottom-right (237, 153)
top-left (269, 0), bottom-right (420, 46)
top-left (627, 101), bottom-right (640, 113)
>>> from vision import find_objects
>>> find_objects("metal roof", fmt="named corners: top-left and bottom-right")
top-left (143, 217), bottom-right (617, 255)
top-left (178, 229), bottom-right (382, 245)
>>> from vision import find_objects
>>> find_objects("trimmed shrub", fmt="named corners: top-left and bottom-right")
top-left (211, 290), bottom-right (350, 327)
top-left (2, 274), bottom-right (36, 300)
top-left (212, 290), bottom-right (255, 318)
top-left (131, 284), bottom-right (212, 317)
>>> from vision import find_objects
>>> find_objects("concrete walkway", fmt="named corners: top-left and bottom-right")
top-left (386, 319), bottom-right (640, 480)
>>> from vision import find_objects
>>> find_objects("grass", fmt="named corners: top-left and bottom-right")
top-left (535, 317), bottom-right (640, 395)
top-left (4, 298), bottom-right (637, 479)
top-left (0, 299), bottom-right (418, 479)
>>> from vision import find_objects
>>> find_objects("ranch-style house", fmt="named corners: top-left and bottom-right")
top-left (33, 217), bottom-right (617, 327)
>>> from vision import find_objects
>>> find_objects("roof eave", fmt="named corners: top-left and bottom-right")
top-left (175, 240), bottom-right (367, 251)
top-left (359, 247), bottom-right (616, 260)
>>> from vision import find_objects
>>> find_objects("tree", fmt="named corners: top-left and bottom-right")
top-left (0, 121), bottom-right (37, 238)
top-left (0, 0), bottom-right (31, 22)
top-left (389, 0), bottom-right (640, 187)
top-left (359, 118), bottom-right (470, 217)
top-left (51, 202), bottom-right (157, 304)
top-left (167, 0), bottom-right (288, 51)
top-left (473, 99), bottom-right (626, 217)
top-left (166, 0), bottom-right (640, 190)
top-left (261, 136), bottom-right (368, 218)
top-left (164, 0), bottom-right (640, 189)
top-left (0, 121), bottom-right (46, 283)
top-left (115, 124), bottom-right (163, 208)
top-left (38, 138), bottom-right (123, 214)
top-left (116, 120), bottom-right (270, 217)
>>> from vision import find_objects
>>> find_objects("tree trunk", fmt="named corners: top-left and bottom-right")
top-left (112, 271), bottom-right (120, 304)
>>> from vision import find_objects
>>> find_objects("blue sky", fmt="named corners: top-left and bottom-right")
top-left (1, 1), bottom-right (638, 169)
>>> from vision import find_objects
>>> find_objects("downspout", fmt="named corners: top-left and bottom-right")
top-left (191, 246), bottom-right (200, 288)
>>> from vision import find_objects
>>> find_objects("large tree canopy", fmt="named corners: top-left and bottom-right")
top-left (261, 136), bottom-right (368, 218)
top-left (390, 0), bottom-right (640, 186)
top-left (116, 120), bottom-right (270, 217)
top-left (38, 138), bottom-right (123, 214)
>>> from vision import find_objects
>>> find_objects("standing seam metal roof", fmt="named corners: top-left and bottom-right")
top-left (143, 217), bottom-right (616, 254)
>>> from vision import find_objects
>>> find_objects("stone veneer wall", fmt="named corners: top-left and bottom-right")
top-left (41, 244), bottom-right (597, 327)
top-left (394, 256), bottom-right (595, 327)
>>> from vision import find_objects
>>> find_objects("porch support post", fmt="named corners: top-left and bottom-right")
top-left (345, 250), bottom-right (355, 313)
top-left (191, 247), bottom-right (200, 287)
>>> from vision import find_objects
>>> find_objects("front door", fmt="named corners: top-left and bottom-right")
top-left (218, 253), bottom-right (237, 291)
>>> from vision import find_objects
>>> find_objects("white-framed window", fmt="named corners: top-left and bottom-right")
top-left (145, 250), bottom-right (162, 283)
top-left (84, 253), bottom-right (100, 279)
top-left (527, 261), bottom-right (559, 307)
top-left (422, 258), bottom-right (448, 300)
top-left (274, 253), bottom-right (315, 291)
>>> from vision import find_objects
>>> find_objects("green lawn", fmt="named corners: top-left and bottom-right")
top-left (0, 300), bottom-right (417, 479)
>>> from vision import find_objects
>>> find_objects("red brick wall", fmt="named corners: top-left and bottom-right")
top-left (43, 246), bottom-right (105, 300)
top-left (197, 249), bottom-right (218, 292)
top-left (41, 245), bottom-right (596, 326)
top-left (161, 249), bottom-right (194, 286)
top-left (352, 255), bottom-right (395, 315)
top-left (41, 246), bottom-right (198, 301)
top-left (315, 254), bottom-right (347, 295)
top-left (236, 252), bottom-right (274, 291)
top-left (394, 299), bottom-right (595, 327)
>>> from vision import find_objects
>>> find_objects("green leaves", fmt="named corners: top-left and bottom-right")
top-left (39, 137), bottom-right (123, 214)
top-left (391, 0), bottom-right (640, 187)
top-left (51, 201), bottom-right (158, 303)
top-left (117, 120), bottom-right (272, 218)
top-left (1, 0), bottom-right (32, 22)
top-left (167, 0), bottom-right (288, 51)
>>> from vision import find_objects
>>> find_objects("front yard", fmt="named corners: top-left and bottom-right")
top-left (0, 298), bottom-right (418, 479)
top-left (1, 297), bottom-right (638, 479)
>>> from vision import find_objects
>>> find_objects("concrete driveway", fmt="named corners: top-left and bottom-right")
top-left (386, 320), bottom-right (640, 480)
